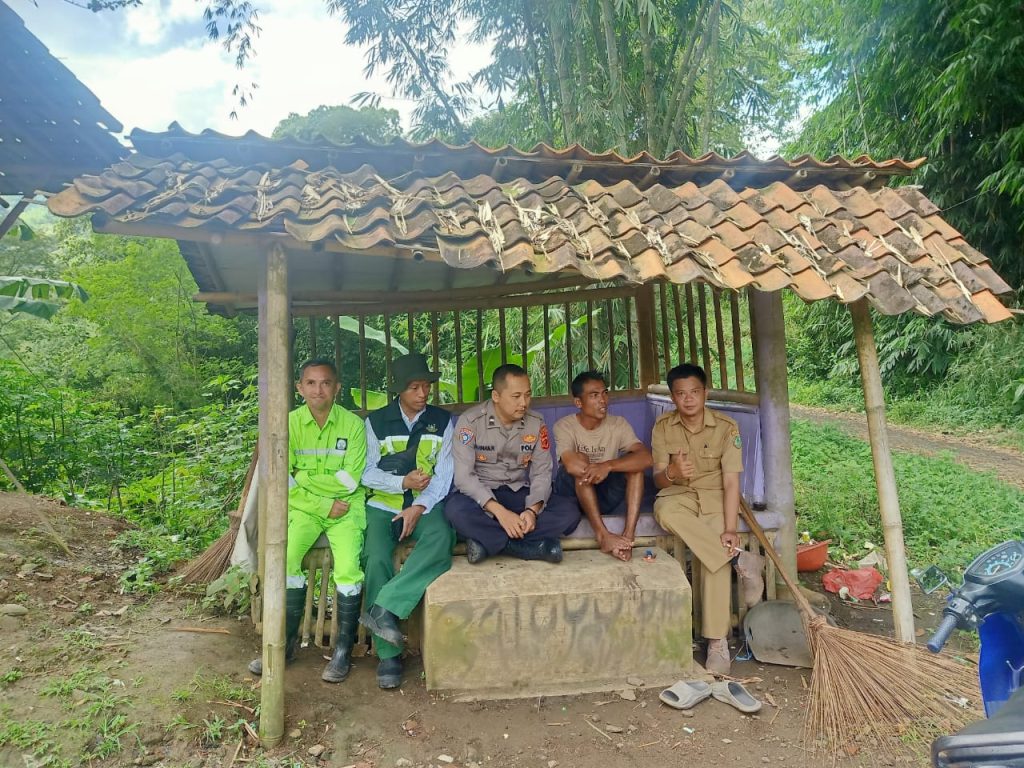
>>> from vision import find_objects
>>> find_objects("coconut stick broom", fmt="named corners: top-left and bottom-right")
top-left (178, 445), bottom-right (258, 585)
top-left (739, 500), bottom-right (980, 759)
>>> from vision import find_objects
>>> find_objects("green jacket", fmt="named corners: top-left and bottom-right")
top-left (288, 403), bottom-right (366, 521)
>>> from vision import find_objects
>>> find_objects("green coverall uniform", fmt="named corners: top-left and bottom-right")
top-left (287, 403), bottom-right (367, 593)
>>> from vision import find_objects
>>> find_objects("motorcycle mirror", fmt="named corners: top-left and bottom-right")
top-left (910, 565), bottom-right (950, 594)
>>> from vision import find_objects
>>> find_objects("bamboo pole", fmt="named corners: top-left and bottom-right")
top-left (454, 311), bottom-right (464, 401)
top-left (713, 290), bottom-right (728, 389)
top-left (258, 244), bottom-right (290, 746)
top-left (850, 298), bottom-right (915, 644)
top-left (564, 302), bottom-right (574, 387)
top-left (672, 285), bottom-right (685, 363)
top-left (634, 285), bottom-right (659, 387)
top-left (658, 283), bottom-right (671, 375)
top-left (729, 292), bottom-right (745, 391)
top-left (624, 297), bottom-right (636, 388)
top-left (748, 289), bottom-right (798, 589)
top-left (697, 284), bottom-right (713, 385)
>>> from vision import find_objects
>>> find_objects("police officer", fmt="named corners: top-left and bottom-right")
top-left (446, 364), bottom-right (581, 564)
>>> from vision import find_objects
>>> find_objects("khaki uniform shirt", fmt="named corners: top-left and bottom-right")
top-left (553, 414), bottom-right (640, 464)
top-left (453, 400), bottom-right (553, 513)
top-left (651, 407), bottom-right (743, 514)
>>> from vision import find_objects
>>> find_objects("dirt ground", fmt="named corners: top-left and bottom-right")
top-left (0, 492), bottom-right (980, 768)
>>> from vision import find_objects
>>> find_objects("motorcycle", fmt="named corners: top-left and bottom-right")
top-left (922, 540), bottom-right (1024, 767)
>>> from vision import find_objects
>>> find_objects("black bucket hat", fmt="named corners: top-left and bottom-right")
top-left (390, 352), bottom-right (440, 393)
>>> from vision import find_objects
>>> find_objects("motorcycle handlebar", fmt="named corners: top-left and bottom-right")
top-left (928, 614), bottom-right (959, 653)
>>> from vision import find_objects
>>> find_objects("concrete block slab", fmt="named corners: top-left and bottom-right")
top-left (423, 547), bottom-right (692, 700)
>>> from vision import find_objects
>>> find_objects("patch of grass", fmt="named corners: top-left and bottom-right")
top-left (0, 709), bottom-right (69, 767)
top-left (84, 712), bottom-right (138, 760)
top-left (0, 668), bottom-right (22, 686)
top-left (40, 666), bottom-right (107, 700)
top-left (792, 419), bottom-right (1024, 575)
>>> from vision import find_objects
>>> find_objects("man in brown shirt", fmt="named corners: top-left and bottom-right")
top-left (553, 371), bottom-right (652, 561)
top-left (651, 363), bottom-right (763, 676)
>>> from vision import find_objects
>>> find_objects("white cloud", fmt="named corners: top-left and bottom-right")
top-left (19, 0), bottom-right (494, 139)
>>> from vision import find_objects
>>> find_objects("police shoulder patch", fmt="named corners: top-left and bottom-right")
top-left (459, 427), bottom-right (474, 445)
top-left (733, 433), bottom-right (742, 449)
top-left (539, 425), bottom-right (550, 451)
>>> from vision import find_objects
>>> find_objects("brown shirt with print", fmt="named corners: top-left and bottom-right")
top-left (553, 414), bottom-right (640, 464)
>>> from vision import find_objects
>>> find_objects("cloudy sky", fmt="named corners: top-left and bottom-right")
top-left (14, 0), bottom-right (485, 140)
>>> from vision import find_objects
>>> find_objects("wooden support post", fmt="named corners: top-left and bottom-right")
top-left (257, 244), bottom-right (290, 746)
top-left (850, 298), bottom-right (916, 644)
top-left (634, 284), bottom-right (659, 387)
top-left (0, 199), bottom-right (31, 240)
top-left (748, 289), bottom-right (798, 588)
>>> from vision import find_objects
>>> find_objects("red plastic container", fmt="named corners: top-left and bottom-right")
top-left (796, 540), bottom-right (831, 572)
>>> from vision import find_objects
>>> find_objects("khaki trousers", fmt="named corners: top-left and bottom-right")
top-left (654, 492), bottom-right (732, 640)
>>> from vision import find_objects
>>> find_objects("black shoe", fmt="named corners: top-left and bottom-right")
top-left (466, 538), bottom-right (488, 565)
top-left (360, 604), bottom-right (405, 650)
top-left (322, 591), bottom-right (362, 683)
top-left (248, 587), bottom-right (306, 676)
top-left (377, 656), bottom-right (403, 690)
top-left (503, 537), bottom-right (563, 563)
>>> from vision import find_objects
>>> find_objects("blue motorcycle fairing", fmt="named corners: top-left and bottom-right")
top-left (979, 612), bottom-right (1024, 718)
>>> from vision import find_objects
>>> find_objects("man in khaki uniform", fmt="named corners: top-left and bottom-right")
top-left (552, 371), bottom-right (652, 561)
top-left (446, 364), bottom-right (581, 564)
top-left (651, 363), bottom-right (763, 676)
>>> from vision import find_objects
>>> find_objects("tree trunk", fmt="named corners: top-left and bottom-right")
top-left (657, 0), bottom-right (711, 143)
top-left (663, 0), bottom-right (720, 155)
top-left (698, 6), bottom-right (719, 153)
top-left (598, 0), bottom-right (629, 152)
top-left (638, 3), bottom-right (658, 150)
top-left (546, 0), bottom-right (577, 145)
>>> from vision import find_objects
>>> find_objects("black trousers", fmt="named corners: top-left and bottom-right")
top-left (444, 486), bottom-right (581, 556)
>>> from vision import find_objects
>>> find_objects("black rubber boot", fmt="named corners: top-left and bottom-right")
top-left (359, 603), bottom-right (405, 650)
top-left (377, 655), bottom-right (403, 690)
top-left (321, 591), bottom-right (362, 683)
top-left (248, 587), bottom-right (305, 676)
top-left (503, 537), bottom-right (563, 563)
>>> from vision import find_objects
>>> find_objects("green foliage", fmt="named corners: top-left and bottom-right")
top-left (0, 276), bottom-right (88, 319)
top-left (272, 104), bottom-right (402, 144)
top-left (204, 565), bottom-right (254, 615)
top-left (791, 419), bottom-right (1024, 575)
top-left (780, 0), bottom-right (1024, 287)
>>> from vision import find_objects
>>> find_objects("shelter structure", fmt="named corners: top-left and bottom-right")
top-left (48, 125), bottom-right (1014, 742)
top-left (0, 0), bottom-right (124, 235)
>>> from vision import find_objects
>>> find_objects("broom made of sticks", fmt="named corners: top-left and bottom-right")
top-left (739, 500), bottom-right (980, 759)
top-left (178, 446), bottom-right (258, 585)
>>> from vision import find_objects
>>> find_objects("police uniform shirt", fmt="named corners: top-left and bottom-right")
top-left (452, 400), bottom-right (553, 513)
top-left (651, 406), bottom-right (743, 512)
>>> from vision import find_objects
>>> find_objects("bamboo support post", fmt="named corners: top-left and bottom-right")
top-left (729, 292), bottom-right (745, 391)
top-left (332, 317), bottom-right (342, 386)
top-left (634, 285), bottom-right (659, 387)
top-left (430, 312), bottom-right (440, 404)
top-left (624, 297), bottom-right (636, 387)
top-left (307, 318), bottom-right (317, 359)
top-left (257, 244), bottom-right (290, 746)
top-left (586, 300), bottom-right (595, 370)
top-left (697, 284), bottom-right (713, 385)
top-left (475, 309), bottom-right (484, 399)
top-left (672, 285), bottom-right (685, 363)
top-left (454, 311), bottom-right (464, 401)
top-left (605, 299), bottom-right (616, 387)
top-left (499, 308), bottom-right (508, 365)
top-left (407, 312), bottom-right (414, 347)
top-left (543, 305), bottom-right (553, 395)
top-left (685, 285), bottom-right (698, 364)
top-left (748, 289), bottom-right (797, 589)
top-left (850, 298), bottom-right (916, 643)
top-left (383, 313), bottom-right (393, 387)
top-left (713, 290), bottom-right (728, 389)
top-left (564, 303), bottom-right (573, 386)
top-left (520, 306), bottom-right (528, 364)
top-left (358, 316), bottom-right (367, 411)
top-left (658, 283), bottom-right (672, 375)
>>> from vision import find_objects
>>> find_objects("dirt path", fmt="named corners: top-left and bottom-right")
top-left (2, 493), bottom-right (953, 768)
top-left (791, 404), bottom-right (1024, 490)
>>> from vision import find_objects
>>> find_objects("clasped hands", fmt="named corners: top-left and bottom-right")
top-left (487, 501), bottom-right (538, 539)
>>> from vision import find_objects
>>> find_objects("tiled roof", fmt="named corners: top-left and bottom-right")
top-left (128, 124), bottom-right (924, 193)
top-left (0, 1), bottom-right (125, 194)
top-left (47, 153), bottom-right (1012, 324)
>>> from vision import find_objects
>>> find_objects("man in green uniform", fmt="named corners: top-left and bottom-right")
top-left (360, 353), bottom-right (456, 690)
top-left (247, 358), bottom-right (367, 684)
top-left (651, 363), bottom-right (763, 676)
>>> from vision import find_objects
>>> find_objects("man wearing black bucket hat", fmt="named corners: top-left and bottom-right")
top-left (360, 352), bottom-right (456, 689)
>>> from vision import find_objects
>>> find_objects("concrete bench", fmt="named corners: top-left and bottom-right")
top-left (296, 390), bottom-right (780, 649)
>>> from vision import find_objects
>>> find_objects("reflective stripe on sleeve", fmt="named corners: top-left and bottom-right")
top-left (334, 469), bottom-right (357, 492)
